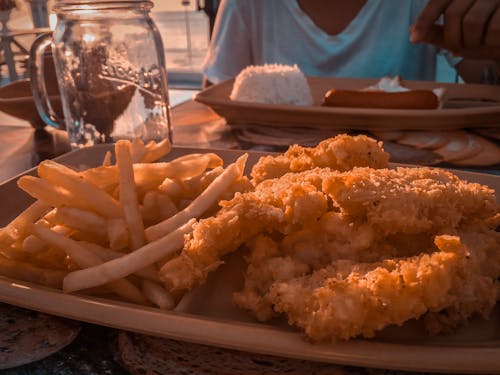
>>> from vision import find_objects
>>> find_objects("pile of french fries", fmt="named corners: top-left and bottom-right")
top-left (0, 138), bottom-right (248, 309)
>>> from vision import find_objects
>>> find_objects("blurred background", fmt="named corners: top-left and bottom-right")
top-left (0, 0), bottom-right (217, 88)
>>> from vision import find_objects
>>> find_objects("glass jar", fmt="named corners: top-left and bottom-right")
top-left (31, 0), bottom-right (172, 148)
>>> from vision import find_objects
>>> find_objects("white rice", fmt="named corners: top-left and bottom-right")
top-left (229, 64), bottom-right (313, 106)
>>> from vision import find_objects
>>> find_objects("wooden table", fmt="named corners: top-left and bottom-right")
top-left (0, 98), bottom-right (273, 184)
top-left (0, 98), bottom-right (498, 374)
top-left (1, 98), bottom-right (498, 185)
top-left (0, 97), bottom-right (234, 184)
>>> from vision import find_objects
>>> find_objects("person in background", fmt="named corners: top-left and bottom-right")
top-left (411, 0), bottom-right (500, 84)
top-left (202, 0), bottom-right (499, 86)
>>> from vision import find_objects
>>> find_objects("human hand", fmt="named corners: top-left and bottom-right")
top-left (410, 0), bottom-right (500, 61)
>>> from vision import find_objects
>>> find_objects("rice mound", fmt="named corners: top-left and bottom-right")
top-left (229, 64), bottom-right (313, 106)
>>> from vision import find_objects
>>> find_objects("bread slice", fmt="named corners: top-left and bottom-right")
top-left (453, 137), bottom-right (500, 166)
top-left (433, 132), bottom-right (483, 162)
top-left (381, 141), bottom-right (443, 165)
top-left (396, 131), bottom-right (450, 150)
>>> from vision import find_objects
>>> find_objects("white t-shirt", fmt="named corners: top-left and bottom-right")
top-left (202, 0), bottom-right (461, 84)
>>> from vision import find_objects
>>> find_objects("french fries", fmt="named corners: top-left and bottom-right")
top-left (23, 225), bottom-right (71, 254)
top-left (63, 220), bottom-right (195, 293)
top-left (145, 154), bottom-right (248, 242)
top-left (102, 151), bottom-right (113, 167)
top-left (116, 140), bottom-right (145, 250)
top-left (54, 207), bottom-right (107, 239)
top-left (107, 218), bottom-right (129, 250)
top-left (0, 254), bottom-right (66, 288)
top-left (141, 279), bottom-right (175, 310)
top-left (0, 200), bottom-right (51, 247)
top-left (30, 223), bottom-right (148, 305)
top-left (0, 138), bottom-right (249, 310)
top-left (17, 176), bottom-right (79, 209)
top-left (139, 138), bottom-right (172, 163)
top-left (38, 160), bottom-right (123, 218)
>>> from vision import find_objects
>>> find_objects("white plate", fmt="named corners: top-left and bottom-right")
top-left (1, 145), bottom-right (500, 374)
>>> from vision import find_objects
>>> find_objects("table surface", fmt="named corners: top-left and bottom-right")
top-left (0, 92), bottom-right (498, 374)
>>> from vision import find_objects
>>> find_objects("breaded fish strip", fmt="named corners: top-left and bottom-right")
top-left (233, 235), bottom-right (311, 321)
top-left (269, 235), bottom-right (469, 342)
top-left (233, 213), bottom-right (437, 321)
top-left (160, 169), bottom-right (333, 292)
top-left (424, 221), bottom-right (500, 334)
top-left (323, 167), bottom-right (497, 234)
top-left (251, 134), bottom-right (389, 184)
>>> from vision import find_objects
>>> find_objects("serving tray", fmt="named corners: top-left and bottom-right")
top-left (1, 145), bottom-right (499, 374)
top-left (195, 77), bottom-right (500, 130)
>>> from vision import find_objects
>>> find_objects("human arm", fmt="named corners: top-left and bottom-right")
top-left (201, 0), bottom-right (253, 86)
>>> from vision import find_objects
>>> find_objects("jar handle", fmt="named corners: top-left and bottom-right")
top-left (29, 32), bottom-right (63, 129)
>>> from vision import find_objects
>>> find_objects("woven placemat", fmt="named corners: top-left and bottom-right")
top-left (113, 331), bottom-right (448, 375)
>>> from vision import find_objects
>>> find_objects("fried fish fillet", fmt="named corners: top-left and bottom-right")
top-left (250, 134), bottom-right (389, 183)
top-left (233, 235), bottom-right (311, 321)
top-left (235, 168), bottom-right (499, 340)
top-left (160, 169), bottom-right (333, 291)
top-left (160, 135), bottom-right (390, 292)
top-left (236, 223), bottom-right (500, 339)
top-left (323, 167), bottom-right (497, 234)
top-left (233, 213), bottom-right (436, 321)
top-left (424, 219), bottom-right (500, 334)
top-left (268, 235), bottom-right (497, 342)
top-left (160, 135), bottom-right (498, 342)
